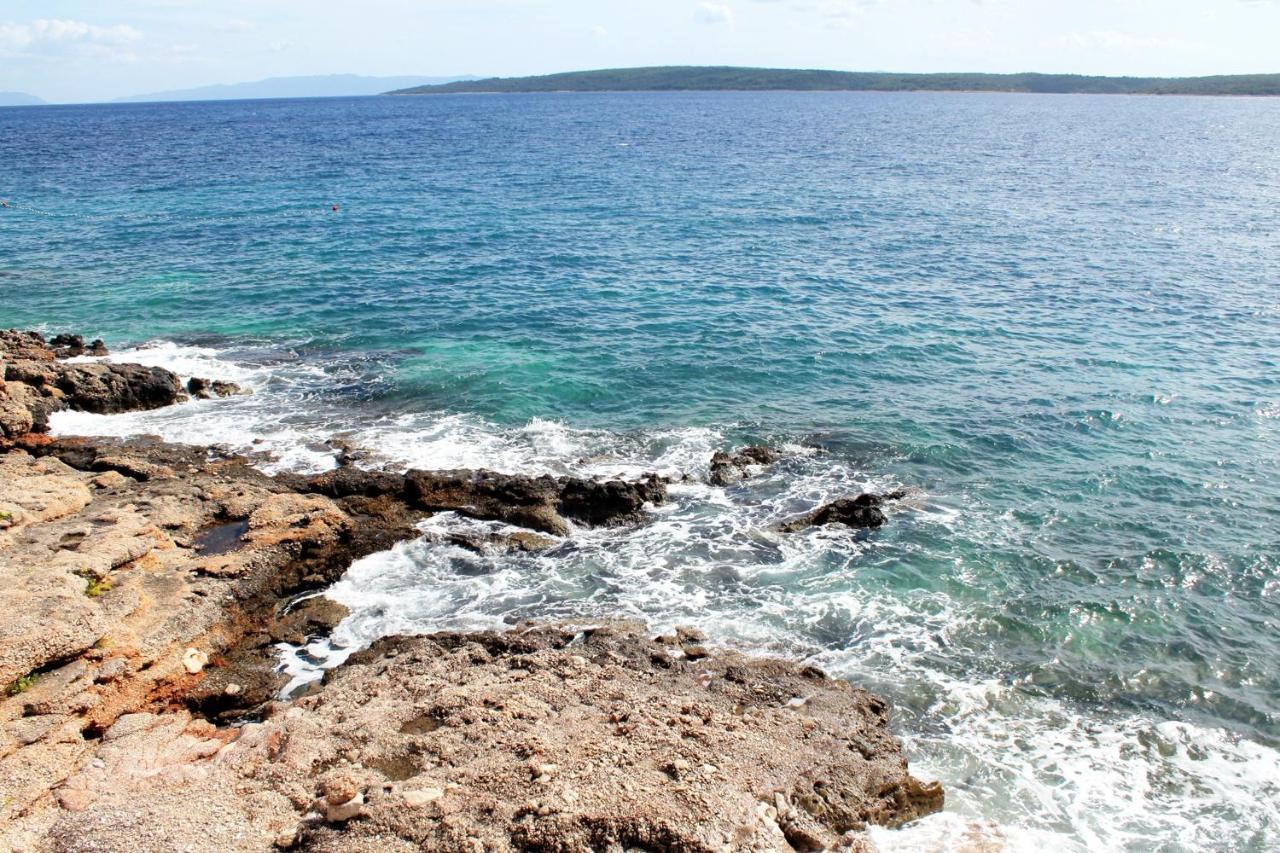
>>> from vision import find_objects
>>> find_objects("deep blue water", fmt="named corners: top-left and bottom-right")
top-left (2, 92), bottom-right (1278, 851)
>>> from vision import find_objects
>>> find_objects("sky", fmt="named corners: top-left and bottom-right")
top-left (3, 0), bottom-right (1280, 103)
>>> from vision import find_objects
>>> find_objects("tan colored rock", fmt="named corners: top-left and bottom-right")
top-left (246, 493), bottom-right (348, 547)
top-left (402, 785), bottom-right (445, 807)
top-left (36, 623), bottom-right (939, 852)
top-left (0, 429), bottom-right (941, 853)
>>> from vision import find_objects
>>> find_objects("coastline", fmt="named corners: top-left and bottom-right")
top-left (1, 330), bottom-right (941, 851)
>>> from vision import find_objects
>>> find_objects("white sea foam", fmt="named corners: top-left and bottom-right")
top-left (44, 339), bottom-right (1280, 851)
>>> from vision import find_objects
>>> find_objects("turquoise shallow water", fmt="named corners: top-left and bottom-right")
top-left (2, 92), bottom-right (1279, 850)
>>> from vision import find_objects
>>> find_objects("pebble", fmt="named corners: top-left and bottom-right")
top-left (402, 787), bottom-right (444, 807)
top-left (182, 648), bottom-right (208, 674)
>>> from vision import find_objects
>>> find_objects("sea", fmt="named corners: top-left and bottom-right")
top-left (2, 91), bottom-right (1277, 852)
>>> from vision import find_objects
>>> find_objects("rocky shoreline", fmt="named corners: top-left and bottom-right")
top-left (1, 331), bottom-right (941, 852)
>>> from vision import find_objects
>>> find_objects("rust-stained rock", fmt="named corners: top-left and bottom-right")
top-left (34, 624), bottom-right (939, 852)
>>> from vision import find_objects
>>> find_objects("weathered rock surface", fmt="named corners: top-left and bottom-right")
top-left (0, 332), bottom-right (940, 851)
top-left (33, 623), bottom-right (940, 852)
top-left (0, 330), bottom-right (184, 437)
top-left (187, 377), bottom-right (247, 399)
top-left (779, 491), bottom-right (909, 533)
top-left (0, 434), bottom-right (429, 848)
top-left (709, 445), bottom-right (782, 487)
top-left (293, 464), bottom-right (668, 536)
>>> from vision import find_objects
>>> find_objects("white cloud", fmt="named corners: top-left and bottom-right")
top-left (0, 19), bottom-right (142, 50)
top-left (694, 3), bottom-right (735, 25)
top-left (217, 19), bottom-right (255, 34)
top-left (591, 25), bottom-right (609, 38)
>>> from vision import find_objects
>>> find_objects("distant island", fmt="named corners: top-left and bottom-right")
top-left (117, 74), bottom-right (476, 104)
top-left (389, 66), bottom-right (1280, 97)
top-left (0, 92), bottom-right (45, 107)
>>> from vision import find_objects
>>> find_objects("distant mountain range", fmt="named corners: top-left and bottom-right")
top-left (390, 66), bottom-right (1280, 97)
top-left (0, 92), bottom-right (45, 107)
top-left (116, 74), bottom-right (477, 104)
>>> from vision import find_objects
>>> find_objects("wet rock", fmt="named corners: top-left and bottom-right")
top-left (299, 465), bottom-right (407, 500)
top-left (506, 531), bottom-right (557, 552)
top-left (556, 473), bottom-right (668, 527)
top-left (778, 491), bottom-right (908, 533)
top-left (709, 445), bottom-right (782, 486)
top-left (404, 469), bottom-right (666, 536)
top-left (268, 596), bottom-right (350, 645)
top-left (187, 377), bottom-right (247, 399)
top-left (0, 332), bottom-right (185, 440)
top-left (405, 469), bottom-right (567, 534)
top-left (436, 529), bottom-right (559, 555)
top-left (186, 377), bottom-right (213, 399)
top-left (48, 334), bottom-right (86, 358)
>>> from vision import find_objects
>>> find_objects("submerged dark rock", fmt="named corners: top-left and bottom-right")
top-left (193, 519), bottom-right (250, 556)
top-left (709, 445), bottom-right (782, 486)
top-left (779, 490), bottom-right (908, 533)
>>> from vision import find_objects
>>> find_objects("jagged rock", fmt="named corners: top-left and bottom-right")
top-left (0, 332), bottom-right (185, 439)
top-left (0, 393), bottom-right (34, 439)
top-left (0, 434), bottom-right (432, 839)
top-left (268, 596), bottom-right (351, 645)
top-left (709, 445), bottom-right (782, 486)
top-left (403, 468), bottom-right (666, 536)
top-left (187, 377), bottom-right (247, 399)
top-left (49, 334), bottom-right (86, 358)
top-left (0, 330), bottom-right (56, 362)
top-left (556, 473), bottom-right (667, 526)
top-left (778, 490), bottom-right (908, 533)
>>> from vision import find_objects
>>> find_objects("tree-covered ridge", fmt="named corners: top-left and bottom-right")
top-left (389, 66), bottom-right (1280, 96)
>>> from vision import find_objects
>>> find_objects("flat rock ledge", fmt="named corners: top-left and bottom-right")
top-left (37, 624), bottom-right (941, 853)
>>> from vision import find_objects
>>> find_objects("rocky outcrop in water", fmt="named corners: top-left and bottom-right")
top-left (779, 491), bottom-right (909, 533)
top-left (0, 330), bottom-right (184, 436)
top-left (709, 445), bottom-right (782, 486)
top-left (187, 377), bottom-right (247, 399)
top-left (47, 334), bottom-right (109, 359)
top-left (0, 330), bottom-right (940, 851)
top-left (292, 465), bottom-right (668, 536)
top-left (0, 430), bottom-right (941, 852)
